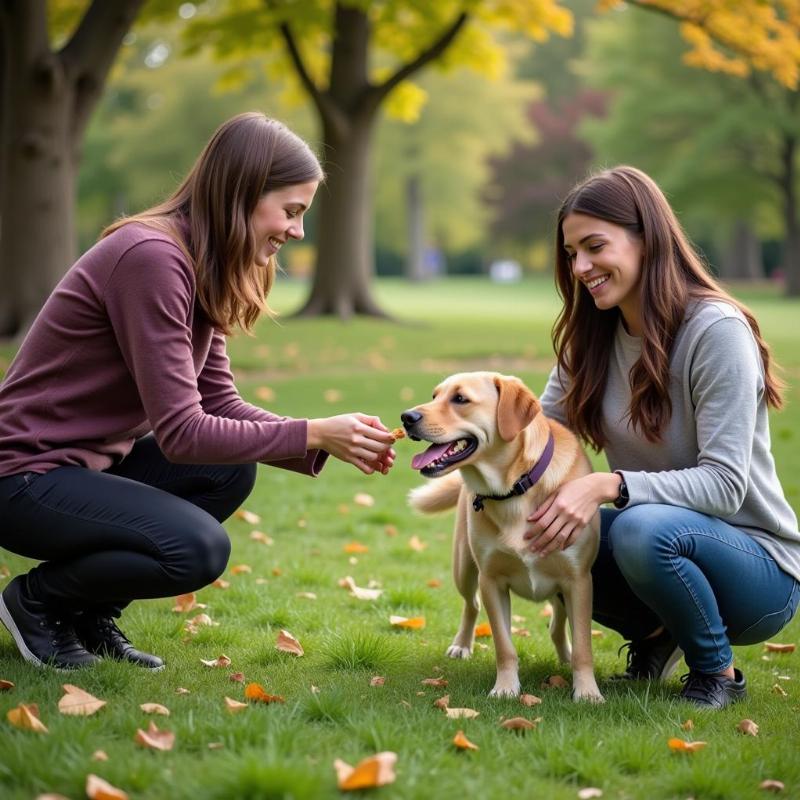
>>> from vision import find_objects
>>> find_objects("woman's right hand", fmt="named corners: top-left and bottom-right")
top-left (307, 413), bottom-right (396, 475)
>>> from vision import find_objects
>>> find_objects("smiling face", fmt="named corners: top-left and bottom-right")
top-left (561, 212), bottom-right (644, 335)
top-left (251, 181), bottom-right (319, 266)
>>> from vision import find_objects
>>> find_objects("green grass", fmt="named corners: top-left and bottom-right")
top-left (1, 276), bottom-right (799, 799)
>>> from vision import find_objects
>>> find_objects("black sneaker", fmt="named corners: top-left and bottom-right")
top-left (613, 627), bottom-right (683, 680)
top-left (73, 613), bottom-right (164, 671)
top-left (0, 576), bottom-right (100, 670)
top-left (680, 668), bottom-right (747, 709)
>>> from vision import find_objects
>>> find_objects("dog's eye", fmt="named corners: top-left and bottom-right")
top-left (451, 393), bottom-right (469, 404)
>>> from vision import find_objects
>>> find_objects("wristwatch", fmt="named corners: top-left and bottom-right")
top-left (613, 471), bottom-right (629, 509)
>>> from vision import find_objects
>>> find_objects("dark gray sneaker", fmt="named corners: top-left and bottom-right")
top-left (0, 576), bottom-right (100, 670)
top-left (73, 613), bottom-right (165, 671)
top-left (613, 627), bottom-right (683, 680)
top-left (680, 668), bottom-right (747, 709)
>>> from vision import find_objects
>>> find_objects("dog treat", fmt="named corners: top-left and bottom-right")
top-left (391, 427), bottom-right (406, 441)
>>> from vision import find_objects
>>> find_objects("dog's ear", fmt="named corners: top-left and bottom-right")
top-left (494, 376), bottom-right (541, 442)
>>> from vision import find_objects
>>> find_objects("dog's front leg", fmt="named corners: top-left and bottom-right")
top-left (562, 573), bottom-right (604, 703)
top-left (480, 574), bottom-right (520, 697)
top-left (447, 492), bottom-right (479, 659)
top-left (549, 594), bottom-right (571, 664)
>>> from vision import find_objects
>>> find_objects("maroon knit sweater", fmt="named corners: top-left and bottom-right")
top-left (0, 223), bottom-right (326, 477)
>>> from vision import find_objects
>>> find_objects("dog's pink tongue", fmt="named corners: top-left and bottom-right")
top-left (411, 442), bottom-right (451, 470)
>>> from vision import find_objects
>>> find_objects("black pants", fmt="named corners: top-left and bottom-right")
top-left (0, 435), bottom-right (255, 615)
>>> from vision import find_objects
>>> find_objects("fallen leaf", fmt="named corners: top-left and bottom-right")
top-left (339, 576), bottom-right (382, 600)
top-left (520, 694), bottom-right (542, 707)
top-left (408, 535), bottom-right (427, 551)
top-left (433, 694), bottom-right (450, 709)
top-left (426, 578), bottom-right (442, 588)
top-left (296, 591), bottom-right (317, 600)
top-left (334, 752), bottom-right (398, 791)
top-left (772, 684), bottom-right (788, 696)
top-left (275, 629), bottom-right (304, 656)
top-left (58, 685), bottom-right (106, 716)
top-left (445, 707), bottom-right (480, 719)
top-left (91, 750), bottom-right (108, 761)
top-left (200, 655), bottom-right (232, 668)
top-left (338, 504), bottom-right (350, 514)
top-left (6, 703), bottom-right (48, 733)
top-left (385, 524), bottom-right (398, 537)
top-left (230, 564), bottom-right (252, 575)
top-left (244, 682), bottom-right (285, 704)
top-left (175, 687), bottom-right (191, 695)
top-left (511, 627), bottom-right (530, 637)
top-left (681, 719), bottom-right (694, 731)
top-left (0, 565), bottom-right (10, 578)
top-left (667, 737), bottom-right (707, 752)
top-left (255, 386), bottom-right (275, 401)
top-left (370, 676), bottom-right (385, 687)
top-left (474, 623), bottom-right (492, 638)
top-left (539, 602), bottom-right (553, 618)
top-left (591, 630), bottom-right (604, 638)
top-left (235, 509), bottom-right (261, 525)
top-left (737, 719), bottom-right (760, 736)
top-left (759, 780), bottom-right (785, 792)
top-left (134, 721), bottom-right (175, 751)
top-left (353, 493), bottom-right (375, 507)
top-left (86, 774), bottom-right (128, 800)
top-left (541, 675), bottom-right (569, 689)
top-left (140, 703), bottom-right (170, 716)
top-left (500, 716), bottom-right (539, 731)
top-left (208, 741), bottom-right (225, 750)
top-left (578, 789), bottom-right (603, 800)
top-left (343, 542), bottom-right (369, 554)
top-left (421, 677), bottom-right (448, 687)
top-left (224, 696), bottom-right (248, 714)
top-left (324, 389), bottom-right (343, 403)
top-left (250, 530), bottom-right (274, 545)
top-left (271, 567), bottom-right (283, 576)
top-left (172, 593), bottom-right (205, 613)
top-left (0, 679), bottom-right (14, 691)
top-left (453, 729), bottom-right (479, 751)
top-left (764, 642), bottom-right (796, 653)
top-left (229, 672), bottom-right (245, 682)
top-left (389, 615), bottom-right (426, 629)
top-left (212, 578), bottom-right (230, 589)
top-left (512, 614), bottom-right (526, 623)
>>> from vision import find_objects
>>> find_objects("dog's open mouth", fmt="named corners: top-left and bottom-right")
top-left (411, 438), bottom-right (478, 475)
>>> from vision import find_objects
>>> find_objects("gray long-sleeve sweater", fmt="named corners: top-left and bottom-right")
top-left (540, 299), bottom-right (800, 582)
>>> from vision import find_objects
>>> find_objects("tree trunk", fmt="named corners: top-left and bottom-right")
top-left (720, 219), bottom-right (764, 281)
top-left (405, 173), bottom-right (427, 282)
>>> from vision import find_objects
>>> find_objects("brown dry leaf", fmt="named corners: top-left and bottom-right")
top-left (0, 565), bottom-right (10, 578)
top-left (230, 564), bottom-right (252, 575)
top-left (244, 682), bottom-right (286, 704)
top-left (426, 578), bottom-right (442, 588)
top-left (421, 677), bottom-right (448, 687)
top-left (520, 694), bottom-right (542, 707)
top-left (445, 707), bottom-right (480, 719)
top-left (764, 642), bottom-right (796, 653)
top-left (58, 684), bottom-right (106, 717)
top-left (500, 716), bottom-right (539, 731)
top-left (453, 729), bottom-right (479, 751)
top-left (255, 386), bottom-right (275, 402)
top-left (353, 493), bottom-right (375, 508)
top-left (408, 535), bottom-right (427, 552)
top-left (235, 509), bottom-right (261, 525)
top-left (681, 719), bottom-right (694, 731)
top-left (212, 578), bottom-right (230, 589)
top-left (200, 654), bottom-right (232, 668)
top-left (275, 629), bottom-right (304, 656)
top-left (271, 567), bottom-right (283, 576)
top-left (578, 789), bottom-right (603, 800)
top-left (250, 530), bottom-right (274, 545)
top-left (7, 703), bottom-right (48, 733)
top-left (737, 719), bottom-right (760, 736)
top-left (772, 684), bottom-right (788, 696)
top-left (229, 672), bottom-right (245, 682)
top-left (134, 720), bottom-right (175, 751)
top-left (338, 504), bottom-right (350, 515)
top-left (759, 780), bottom-right (785, 792)
top-left (172, 592), bottom-right (205, 613)
top-left (389, 615), bottom-right (426, 629)
top-left (339, 576), bottom-right (382, 601)
top-left (296, 592), bottom-right (317, 600)
top-left (224, 696), bottom-right (248, 714)
top-left (343, 542), bottom-right (369, 554)
top-left (667, 737), bottom-right (707, 752)
top-left (542, 675), bottom-right (569, 689)
top-left (370, 676), bottom-right (385, 687)
top-left (539, 602), bottom-right (553, 618)
top-left (334, 752), bottom-right (398, 791)
top-left (86, 773), bottom-right (129, 800)
top-left (140, 703), bottom-right (170, 716)
top-left (433, 694), bottom-right (450, 709)
top-left (384, 524), bottom-right (398, 537)
top-left (0, 679), bottom-right (14, 691)
top-left (175, 687), bottom-right (191, 695)
top-left (474, 623), bottom-right (492, 638)
top-left (511, 627), bottom-right (531, 637)
top-left (91, 750), bottom-right (109, 762)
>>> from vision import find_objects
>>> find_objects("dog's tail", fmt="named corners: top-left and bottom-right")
top-left (408, 471), bottom-right (463, 514)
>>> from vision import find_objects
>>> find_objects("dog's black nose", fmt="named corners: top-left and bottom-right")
top-left (400, 410), bottom-right (423, 427)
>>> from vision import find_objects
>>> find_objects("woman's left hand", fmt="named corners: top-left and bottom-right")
top-left (524, 473), bottom-right (613, 556)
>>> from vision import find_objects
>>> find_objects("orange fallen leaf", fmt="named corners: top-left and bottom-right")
top-left (408, 535), bottom-right (427, 552)
top-left (134, 720), bottom-right (175, 751)
top-left (389, 615), bottom-right (425, 629)
top-left (212, 578), bottom-right (230, 589)
top-left (433, 694), bottom-right (450, 709)
top-left (353, 493), bottom-right (375, 507)
top-left (737, 719), bottom-right (759, 736)
top-left (445, 707), bottom-right (479, 719)
top-left (539, 602), bottom-right (553, 618)
top-left (250, 530), bottom-right (274, 545)
top-left (520, 694), bottom-right (542, 707)
top-left (255, 386), bottom-right (275, 401)
top-left (58, 685), bottom-right (106, 716)
top-left (230, 564), bottom-right (252, 575)
top-left (334, 751), bottom-right (397, 791)
top-left (760, 780), bottom-right (785, 792)
top-left (244, 682), bottom-right (286, 704)
top-left (474, 623), bottom-right (492, 638)
top-left (229, 672), bottom-right (245, 683)
top-left (370, 676), bottom-right (385, 687)
top-left (668, 737), bottom-right (707, 752)
top-left (541, 675), bottom-right (569, 689)
top-left (500, 716), bottom-right (539, 731)
top-left (86, 773), bottom-right (129, 800)
top-left (764, 642), bottom-right (796, 653)
top-left (453, 729), bottom-right (479, 751)
top-left (224, 696), bottom-right (248, 714)
top-left (140, 703), bottom-right (170, 716)
top-left (7, 703), bottom-right (48, 733)
top-left (0, 679), bottom-right (15, 691)
top-left (421, 677), bottom-right (448, 687)
top-left (343, 542), bottom-right (369, 554)
top-left (384, 524), bottom-right (398, 537)
top-left (339, 575), bottom-right (382, 600)
top-left (91, 750), bottom-right (109, 761)
top-left (275, 629), bottom-right (304, 656)
top-left (235, 509), bottom-right (261, 525)
top-left (426, 578), bottom-right (442, 588)
top-left (200, 655), bottom-right (232, 668)
top-left (172, 592), bottom-right (205, 613)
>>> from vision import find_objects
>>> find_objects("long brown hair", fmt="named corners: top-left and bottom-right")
top-left (552, 165), bottom-right (783, 451)
top-left (103, 112), bottom-right (324, 334)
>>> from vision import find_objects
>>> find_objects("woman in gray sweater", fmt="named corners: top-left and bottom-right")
top-left (526, 166), bottom-right (800, 708)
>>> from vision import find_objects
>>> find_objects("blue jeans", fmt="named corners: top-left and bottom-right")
top-left (591, 505), bottom-right (800, 674)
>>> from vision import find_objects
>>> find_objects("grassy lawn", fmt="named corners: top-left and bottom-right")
top-left (1, 276), bottom-right (799, 799)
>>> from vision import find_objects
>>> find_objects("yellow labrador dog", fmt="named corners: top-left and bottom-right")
top-left (404, 371), bottom-right (603, 702)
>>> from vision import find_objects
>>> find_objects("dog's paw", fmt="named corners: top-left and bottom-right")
top-left (572, 687), bottom-right (605, 704)
top-left (488, 681), bottom-right (521, 699)
top-left (446, 645), bottom-right (472, 659)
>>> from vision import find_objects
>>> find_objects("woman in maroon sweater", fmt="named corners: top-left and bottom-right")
top-left (0, 113), bottom-right (395, 671)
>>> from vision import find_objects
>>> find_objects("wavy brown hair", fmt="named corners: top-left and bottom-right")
top-left (103, 112), bottom-right (324, 334)
top-left (552, 165), bottom-right (783, 451)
